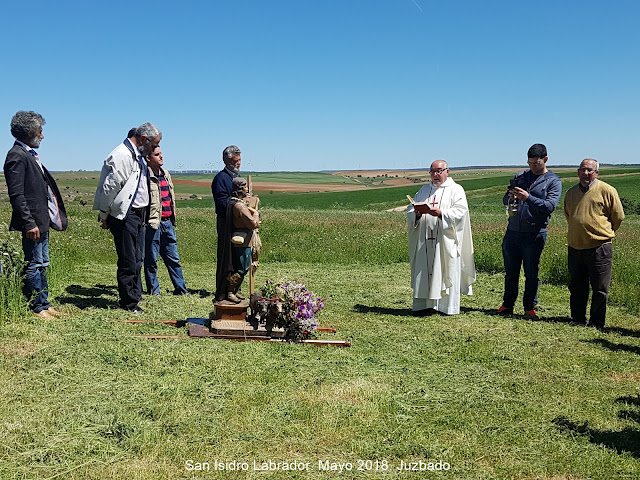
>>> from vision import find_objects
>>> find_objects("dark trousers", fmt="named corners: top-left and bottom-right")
top-left (215, 216), bottom-right (225, 299)
top-left (568, 243), bottom-right (613, 328)
top-left (109, 208), bottom-right (146, 309)
top-left (502, 230), bottom-right (547, 311)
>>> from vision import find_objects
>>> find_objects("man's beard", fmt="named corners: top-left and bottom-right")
top-left (229, 166), bottom-right (240, 175)
top-left (138, 143), bottom-right (148, 157)
top-left (28, 136), bottom-right (42, 148)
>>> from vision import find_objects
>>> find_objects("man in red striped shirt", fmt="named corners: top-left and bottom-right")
top-left (144, 146), bottom-right (188, 296)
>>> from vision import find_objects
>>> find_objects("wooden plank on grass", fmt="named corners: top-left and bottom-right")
top-left (119, 319), bottom-right (181, 325)
top-left (134, 335), bottom-right (187, 339)
top-left (300, 339), bottom-right (351, 347)
top-left (316, 327), bottom-right (337, 333)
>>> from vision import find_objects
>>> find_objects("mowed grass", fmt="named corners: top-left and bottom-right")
top-left (1, 262), bottom-right (640, 479)
top-left (0, 167), bottom-right (639, 479)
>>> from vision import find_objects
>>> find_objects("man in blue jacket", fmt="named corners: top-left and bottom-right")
top-left (211, 145), bottom-right (242, 301)
top-left (498, 144), bottom-right (562, 319)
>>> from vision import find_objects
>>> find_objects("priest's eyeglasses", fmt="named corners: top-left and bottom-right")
top-left (430, 168), bottom-right (448, 174)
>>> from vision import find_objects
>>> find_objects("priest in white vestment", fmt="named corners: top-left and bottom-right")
top-left (407, 160), bottom-right (476, 315)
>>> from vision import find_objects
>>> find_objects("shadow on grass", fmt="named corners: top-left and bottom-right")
top-left (586, 338), bottom-right (640, 356)
top-left (602, 326), bottom-right (640, 338)
top-left (553, 395), bottom-right (640, 458)
top-left (57, 283), bottom-right (119, 310)
top-left (192, 288), bottom-right (213, 298)
top-left (353, 304), bottom-right (427, 317)
top-left (618, 395), bottom-right (640, 424)
top-left (535, 315), bottom-right (583, 326)
top-left (66, 283), bottom-right (117, 296)
top-left (617, 395), bottom-right (640, 407)
top-left (463, 307), bottom-right (576, 325)
top-left (553, 416), bottom-right (640, 458)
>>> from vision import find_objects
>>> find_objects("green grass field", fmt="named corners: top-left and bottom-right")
top-left (0, 167), bottom-right (639, 479)
top-left (174, 171), bottom-right (364, 185)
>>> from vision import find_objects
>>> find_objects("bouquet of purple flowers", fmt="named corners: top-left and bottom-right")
top-left (260, 278), bottom-right (325, 341)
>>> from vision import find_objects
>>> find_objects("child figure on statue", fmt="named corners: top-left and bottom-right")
top-left (225, 177), bottom-right (260, 303)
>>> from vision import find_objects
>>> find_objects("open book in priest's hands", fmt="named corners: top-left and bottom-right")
top-left (407, 195), bottom-right (432, 214)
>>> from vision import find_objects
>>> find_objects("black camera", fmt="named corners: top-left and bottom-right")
top-left (509, 176), bottom-right (524, 191)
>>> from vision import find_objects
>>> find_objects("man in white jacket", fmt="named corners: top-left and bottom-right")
top-left (407, 160), bottom-right (476, 315)
top-left (93, 123), bottom-right (161, 313)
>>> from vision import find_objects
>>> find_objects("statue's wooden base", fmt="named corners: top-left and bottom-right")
top-left (211, 299), bottom-right (249, 321)
top-left (205, 299), bottom-right (285, 338)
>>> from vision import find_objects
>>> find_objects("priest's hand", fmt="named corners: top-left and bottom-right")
top-left (426, 208), bottom-right (442, 217)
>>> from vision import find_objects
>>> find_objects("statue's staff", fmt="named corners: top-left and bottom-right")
top-left (246, 175), bottom-right (260, 294)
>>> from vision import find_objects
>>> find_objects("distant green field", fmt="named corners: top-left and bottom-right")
top-left (172, 171), bottom-right (362, 185)
top-left (176, 174), bottom-right (519, 211)
top-left (3, 167), bottom-right (637, 211)
top-left (45, 172), bottom-right (102, 194)
top-left (171, 184), bottom-right (212, 197)
top-left (178, 184), bottom-right (415, 210)
top-left (177, 170), bottom-right (640, 212)
top-left (598, 174), bottom-right (640, 200)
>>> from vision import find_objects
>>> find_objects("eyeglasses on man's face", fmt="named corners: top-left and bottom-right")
top-left (430, 168), bottom-right (448, 174)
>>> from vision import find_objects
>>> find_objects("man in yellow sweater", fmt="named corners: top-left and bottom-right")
top-left (564, 158), bottom-right (625, 329)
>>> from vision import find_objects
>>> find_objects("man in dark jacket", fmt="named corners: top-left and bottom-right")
top-left (498, 143), bottom-right (562, 319)
top-left (211, 145), bottom-right (242, 301)
top-left (4, 111), bottom-right (68, 318)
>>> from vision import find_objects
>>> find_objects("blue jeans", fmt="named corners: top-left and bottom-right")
top-left (144, 220), bottom-right (187, 295)
top-left (502, 230), bottom-right (547, 311)
top-left (22, 231), bottom-right (50, 313)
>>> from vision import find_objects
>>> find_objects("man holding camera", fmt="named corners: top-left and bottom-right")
top-left (498, 144), bottom-right (562, 319)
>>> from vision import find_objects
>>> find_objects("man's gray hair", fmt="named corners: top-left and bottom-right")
top-left (223, 145), bottom-right (241, 162)
top-left (10, 111), bottom-right (45, 140)
top-left (583, 158), bottom-right (600, 172)
top-left (135, 122), bottom-right (162, 140)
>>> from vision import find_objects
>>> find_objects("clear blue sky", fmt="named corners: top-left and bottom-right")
top-left (1, 0), bottom-right (638, 172)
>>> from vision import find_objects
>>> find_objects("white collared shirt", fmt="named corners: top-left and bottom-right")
top-left (130, 141), bottom-right (149, 209)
